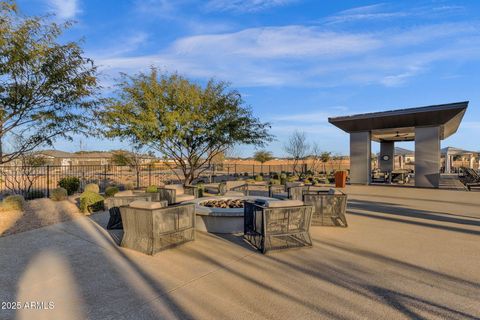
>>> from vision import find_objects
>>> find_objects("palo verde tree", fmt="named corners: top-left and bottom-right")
top-left (253, 150), bottom-right (273, 173)
top-left (100, 69), bottom-right (272, 185)
top-left (0, 1), bottom-right (99, 164)
top-left (320, 151), bottom-right (332, 174)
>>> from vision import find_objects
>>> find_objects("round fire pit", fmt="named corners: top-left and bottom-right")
top-left (192, 196), bottom-right (274, 234)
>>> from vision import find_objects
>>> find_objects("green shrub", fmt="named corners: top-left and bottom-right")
top-left (269, 179), bottom-right (280, 185)
top-left (272, 173), bottom-right (280, 179)
top-left (58, 177), bottom-right (80, 195)
top-left (105, 186), bottom-right (120, 197)
top-left (84, 183), bottom-right (100, 193)
top-left (196, 183), bottom-right (204, 198)
top-left (280, 177), bottom-right (287, 185)
top-left (123, 182), bottom-right (135, 190)
top-left (50, 188), bottom-right (68, 201)
top-left (287, 176), bottom-right (298, 182)
top-left (243, 172), bottom-right (249, 177)
top-left (303, 178), bottom-right (311, 184)
top-left (254, 175), bottom-right (263, 182)
top-left (246, 179), bottom-right (256, 183)
top-left (25, 189), bottom-right (45, 200)
top-left (146, 185), bottom-right (158, 193)
top-left (280, 173), bottom-right (287, 179)
top-left (79, 191), bottom-right (104, 214)
top-left (2, 195), bottom-right (25, 211)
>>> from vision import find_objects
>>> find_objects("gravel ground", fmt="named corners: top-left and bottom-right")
top-left (0, 196), bottom-right (83, 237)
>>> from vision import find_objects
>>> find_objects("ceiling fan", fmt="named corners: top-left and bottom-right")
top-left (394, 131), bottom-right (409, 138)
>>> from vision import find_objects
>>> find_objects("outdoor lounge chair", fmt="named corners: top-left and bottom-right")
top-left (302, 189), bottom-right (348, 227)
top-left (104, 191), bottom-right (157, 230)
top-left (268, 182), bottom-right (305, 200)
top-left (244, 200), bottom-right (313, 254)
top-left (120, 201), bottom-right (195, 255)
top-left (149, 184), bottom-right (199, 204)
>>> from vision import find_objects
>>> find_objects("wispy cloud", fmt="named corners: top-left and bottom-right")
top-left (324, 3), bottom-right (408, 24)
top-left (323, 2), bottom-right (465, 25)
top-left (172, 26), bottom-right (381, 58)
top-left (134, 0), bottom-right (180, 18)
top-left (95, 19), bottom-right (480, 88)
top-left (205, 0), bottom-right (296, 13)
top-left (46, 0), bottom-right (80, 20)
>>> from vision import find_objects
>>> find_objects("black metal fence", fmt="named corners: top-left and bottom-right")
top-left (0, 164), bottom-right (178, 198)
top-left (0, 161), bottom-right (349, 199)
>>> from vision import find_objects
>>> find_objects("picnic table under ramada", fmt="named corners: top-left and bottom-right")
top-left (0, 185), bottom-right (479, 319)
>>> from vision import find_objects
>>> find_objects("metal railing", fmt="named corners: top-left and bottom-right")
top-left (0, 162), bottom-right (350, 198)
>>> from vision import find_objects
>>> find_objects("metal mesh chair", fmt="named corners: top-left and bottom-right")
top-left (105, 195), bottom-right (153, 230)
top-left (302, 190), bottom-right (348, 227)
top-left (244, 201), bottom-right (313, 254)
top-left (148, 185), bottom-right (198, 204)
top-left (120, 203), bottom-right (195, 255)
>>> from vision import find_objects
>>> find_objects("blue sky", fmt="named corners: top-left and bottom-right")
top-left (20, 0), bottom-right (480, 157)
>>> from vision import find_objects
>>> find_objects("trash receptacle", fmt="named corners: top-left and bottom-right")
top-left (334, 171), bottom-right (347, 188)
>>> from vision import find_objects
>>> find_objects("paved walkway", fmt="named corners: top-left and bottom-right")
top-left (1, 186), bottom-right (479, 319)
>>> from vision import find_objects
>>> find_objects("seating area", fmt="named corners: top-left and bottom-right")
top-left (98, 178), bottom-right (350, 256)
top-left (2, 184), bottom-right (479, 319)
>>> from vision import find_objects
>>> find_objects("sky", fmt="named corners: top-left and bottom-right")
top-left (19, 0), bottom-right (480, 157)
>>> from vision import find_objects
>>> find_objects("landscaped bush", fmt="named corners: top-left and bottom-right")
top-left (246, 178), bottom-right (256, 183)
top-left (243, 172), bottom-right (249, 177)
top-left (105, 186), bottom-right (120, 197)
top-left (25, 189), bottom-right (45, 200)
top-left (50, 188), bottom-right (68, 201)
top-left (280, 177), bottom-right (287, 185)
top-left (303, 178), bottom-right (311, 185)
top-left (280, 173), bottom-right (287, 179)
top-left (123, 182), bottom-right (135, 190)
top-left (146, 185), bottom-right (158, 193)
top-left (58, 177), bottom-right (80, 195)
top-left (79, 191), bottom-right (104, 214)
top-left (84, 183), bottom-right (100, 193)
top-left (269, 179), bottom-right (280, 185)
top-left (272, 173), bottom-right (280, 179)
top-left (196, 183), bottom-right (204, 197)
top-left (254, 175), bottom-right (263, 182)
top-left (287, 176), bottom-right (298, 182)
top-left (2, 195), bottom-right (25, 211)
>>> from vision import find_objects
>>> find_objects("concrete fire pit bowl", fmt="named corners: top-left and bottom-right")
top-left (192, 196), bottom-right (275, 234)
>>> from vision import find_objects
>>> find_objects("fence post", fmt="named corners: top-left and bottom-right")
top-left (103, 165), bottom-right (107, 192)
top-left (148, 164), bottom-right (152, 186)
top-left (136, 168), bottom-right (140, 189)
top-left (46, 165), bottom-right (50, 198)
top-left (252, 164), bottom-right (255, 176)
top-left (235, 163), bottom-right (237, 174)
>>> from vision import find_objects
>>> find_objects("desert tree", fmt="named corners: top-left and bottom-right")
top-left (112, 147), bottom-right (153, 187)
top-left (283, 130), bottom-right (309, 175)
top-left (320, 151), bottom-right (332, 174)
top-left (253, 150), bottom-right (273, 174)
top-left (309, 142), bottom-right (322, 174)
top-left (1, 151), bottom-right (47, 195)
top-left (0, 1), bottom-right (99, 164)
top-left (100, 69), bottom-right (272, 185)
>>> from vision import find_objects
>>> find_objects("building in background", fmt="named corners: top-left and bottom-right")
top-left (33, 150), bottom-right (156, 166)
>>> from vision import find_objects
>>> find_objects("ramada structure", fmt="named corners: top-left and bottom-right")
top-left (329, 101), bottom-right (469, 188)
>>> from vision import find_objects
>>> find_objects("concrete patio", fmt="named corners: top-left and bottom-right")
top-left (1, 185), bottom-right (479, 319)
